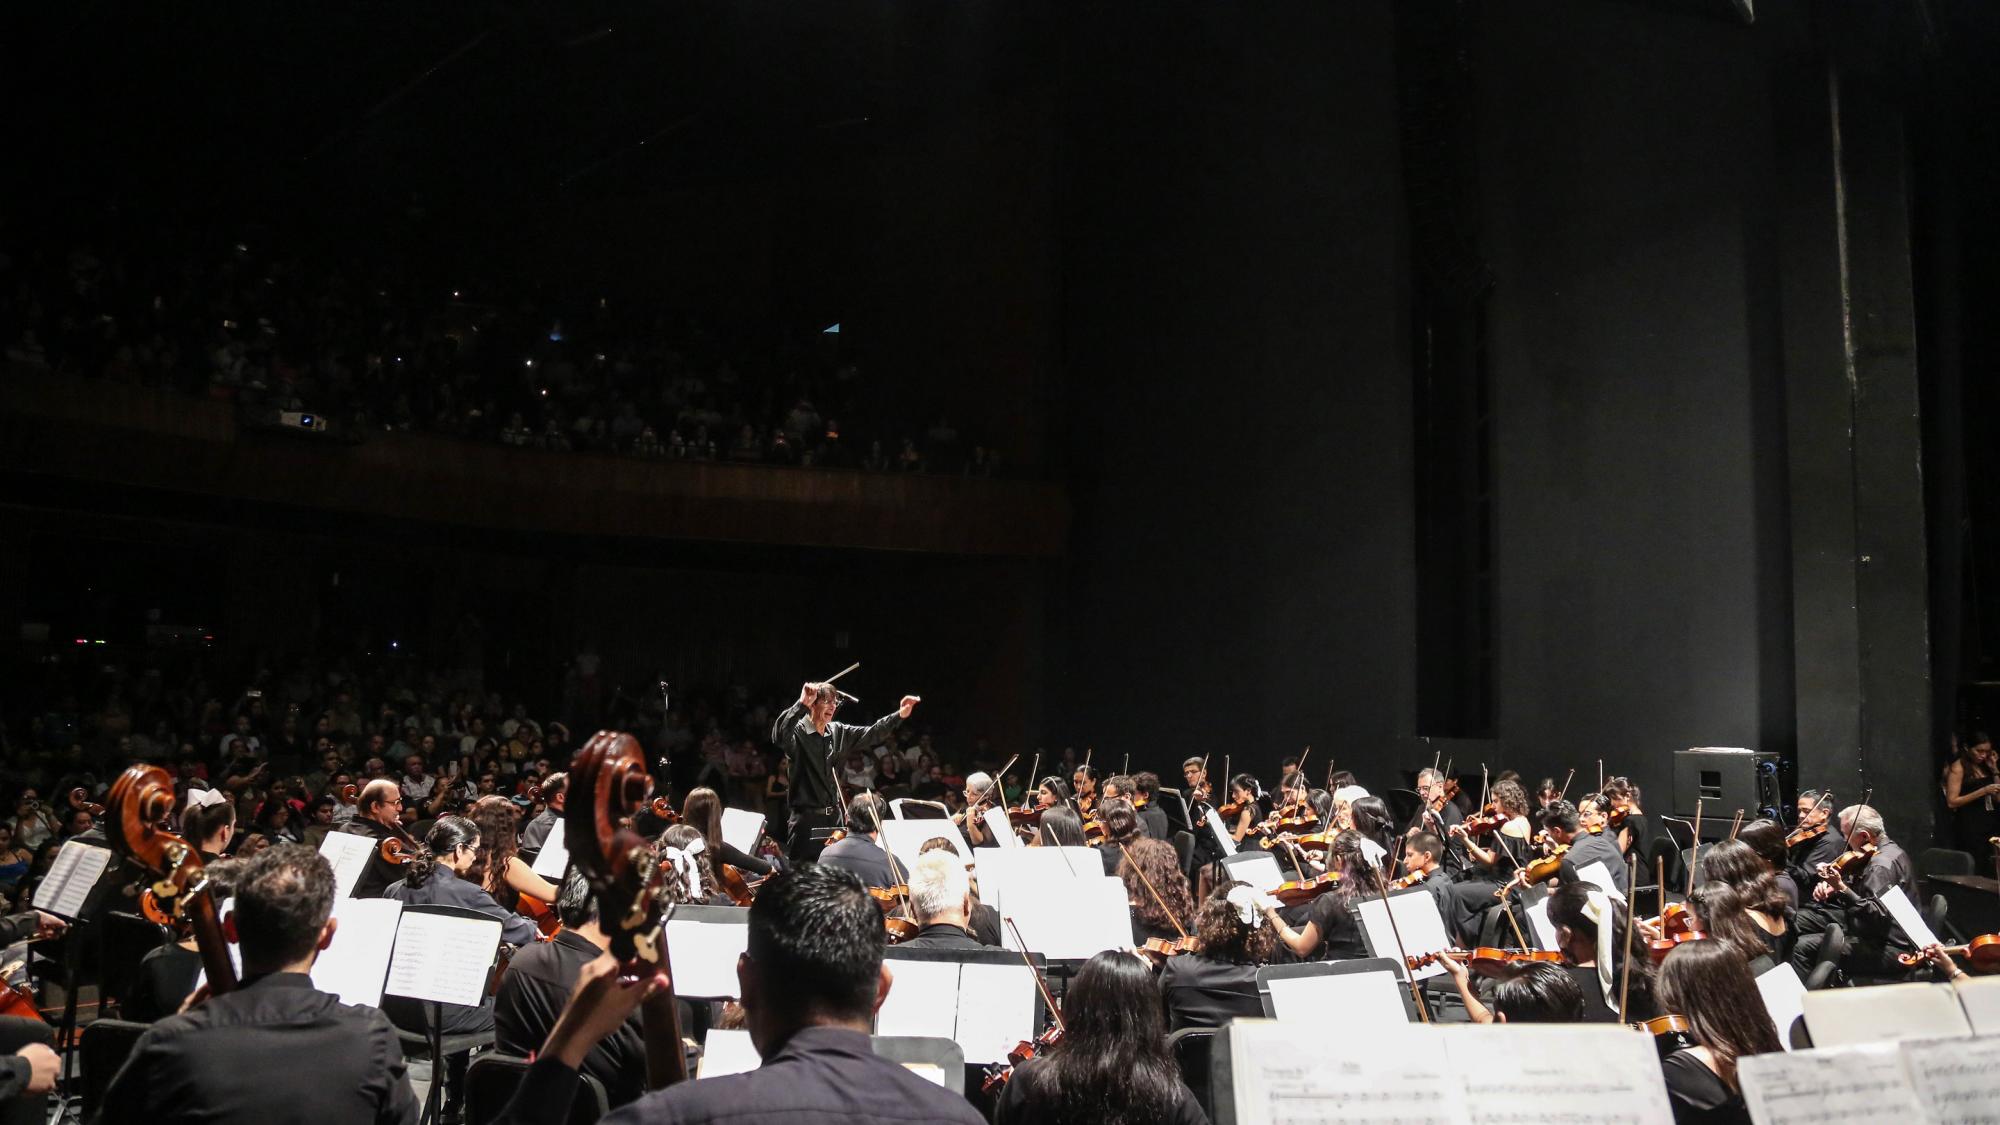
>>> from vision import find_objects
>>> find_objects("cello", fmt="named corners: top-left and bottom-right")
top-left (107, 765), bottom-right (237, 996)
top-left (566, 731), bottom-right (688, 1089)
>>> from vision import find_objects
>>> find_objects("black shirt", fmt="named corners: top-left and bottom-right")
top-left (383, 868), bottom-right (541, 947)
top-left (1159, 955), bottom-right (1264, 1032)
top-left (969, 903), bottom-right (1002, 947)
top-left (497, 1026), bottom-right (985, 1125)
top-left (95, 972), bottom-right (419, 1125)
top-left (1660, 1050), bottom-right (1750, 1125)
top-left (1303, 893), bottom-right (1369, 961)
top-left (1559, 831), bottom-right (1629, 893)
top-left (897, 922), bottom-right (985, 950)
top-left (771, 702), bottom-right (904, 815)
top-left (1138, 805), bottom-right (1170, 842)
top-left (340, 818), bottom-right (414, 900)
top-left (818, 835), bottom-right (898, 890)
top-left (495, 930), bottom-right (645, 1107)
top-left (519, 808), bottom-right (559, 853)
top-left (994, 1056), bottom-right (1208, 1125)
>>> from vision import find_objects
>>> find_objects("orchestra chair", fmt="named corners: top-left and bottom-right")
top-left (1256, 958), bottom-right (1423, 1023)
top-left (1923, 894), bottom-right (1956, 944)
top-left (1166, 1026), bottom-right (1219, 1122)
top-left (1802, 923), bottom-right (1846, 990)
top-left (465, 1053), bottom-right (609, 1125)
top-left (1917, 848), bottom-right (1974, 879)
top-left (1170, 831), bottom-right (1195, 877)
top-left (77, 1018), bottom-right (149, 1121)
top-left (869, 1035), bottom-right (966, 1095)
top-left (97, 911), bottom-right (171, 1020)
top-left (385, 905), bottom-right (502, 1125)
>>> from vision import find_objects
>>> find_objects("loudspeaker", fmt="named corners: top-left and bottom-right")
top-left (1672, 748), bottom-right (1782, 837)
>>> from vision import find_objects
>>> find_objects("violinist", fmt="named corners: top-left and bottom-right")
top-left (465, 794), bottom-right (560, 915)
top-left (1788, 804), bottom-right (1917, 979)
top-left (1071, 764), bottom-right (1100, 817)
top-left (1349, 796), bottom-right (1397, 870)
top-left (683, 786), bottom-right (775, 878)
top-left (1601, 776), bottom-right (1648, 857)
top-left (1684, 880), bottom-right (1787, 974)
top-left (494, 871), bottom-right (648, 1108)
top-left (336, 778), bottom-right (413, 899)
top-left (517, 771), bottom-right (565, 853)
top-left (1692, 840), bottom-right (1794, 970)
top-left (1094, 799), bottom-right (1142, 875)
top-left (1133, 772), bottom-right (1175, 838)
top-left (1733, 819), bottom-right (1804, 908)
top-left (1160, 882), bottom-right (1278, 1031)
top-left (1545, 881), bottom-right (1656, 1022)
top-left (1400, 833), bottom-right (1455, 917)
top-left (1443, 779), bottom-right (1534, 944)
top-left (1116, 836), bottom-right (1194, 945)
top-left (1787, 790), bottom-right (1843, 875)
top-left (955, 771), bottom-right (999, 847)
top-left (1655, 940), bottom-right (1783, 1125)
top-left (1223, 773), bottom-right (1266, 846)
top-left (98, 845), bottom-right (422, 1125)
top-left (382, 816), bottom-right (540, 1040)
top-left (1507, 797), bottom-right (1626, 895)
top-left (817, 793), bottom-right (897, 890)
top-left (898, 851), bottom-right (985, 949)
top-left (1033, 776), bottom-right (1072, 812)
top-left (1033, 805), bottom-right (1087, 848)
top-left (773, 681), bottom-right (919, 862)
top-left (492, 865), bottom-right (985, 1125)
top-left (1263, 830), bottom-right (1372, 961)
top-left (1437, 958), bottom-right (1587, 1024)
top-left (1408, 767), bottom-right (1465, 840)
top-left (1180, 758), bottom-right (1212, 808)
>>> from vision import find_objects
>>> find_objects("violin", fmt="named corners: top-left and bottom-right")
top-left (1271, 871), bottom-right (1342, 906)
top-left (1460, 805), bottom-right (1506, 837)
top-left (1827, 843), bottom-right (1877, 879)
top-left (1498, 845), bottom-right (1568, 896)
top-left (1784, 822), bottom-right (1826, 849)
top-left (1897, 933), bottom-right (2000, 970)
top-left (0, 963), bottom-right (41, 1024)
top-left (1140, 935), bottom-right (1200, 962)
top-left (1389, 868), bottom-right (1428, 891)
top-left (981, 1023), bottom-right (1064, 1095)
top-left (1646, 928), bottom-right (1710, 966)
top-left (865, 884), bottom-right (922, 941)
top-left (1636, 1013), bottom-right (1698, 1058)
top-left (1607, 806), bottom-right (1631, 830)
top-left (567, 731), bottom-right (688, 1090)
top-left (1414, 947), bottom-right (1563, 978)
top-left (107, 765), bottom-right (237, 996)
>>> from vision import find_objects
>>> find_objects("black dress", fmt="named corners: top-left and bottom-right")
top-left (1660, 1050), bottom-right (1750, 1125)
top-left (1950, 764), bottom-right (2000, 853)
top-left (1159, 955), bottom-right (1264, 1032)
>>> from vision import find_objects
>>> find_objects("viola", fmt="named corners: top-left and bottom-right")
top-left (980, 1023), bottom-right (1064, 1095)
top-left (1139, 935), bottom-right (1199, 962)
top-left (1498, 846), bottom-right (1568, 896)
top-left (1417, 947), bottom-right (1563, 978)
top-left (1898, 933), bottom-right (2000, 970)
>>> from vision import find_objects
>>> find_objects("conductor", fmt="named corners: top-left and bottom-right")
top-left (773, 679), bottom-right (919, 862)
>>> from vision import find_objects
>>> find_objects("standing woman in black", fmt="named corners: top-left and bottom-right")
top-left (1942, 731), bottom-right (2000, 854)
top-left (993, 950), bottom-right (1207, 1125)
top-left (1655, 939), bottom-right (1783, 1125)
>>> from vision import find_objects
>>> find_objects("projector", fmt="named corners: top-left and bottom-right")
top-left (278, 411), bottom-right (327, 433)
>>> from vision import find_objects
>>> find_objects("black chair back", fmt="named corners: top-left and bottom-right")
top-left (79, 1018), bottom-right (152, 1119)
top-left (1171, 831), bottom-right (1194, 873)
top-left (1167, 1027), bottom-right (1218, 1123)
top-left (1918, 848), bottom-right (1976, 879)
top-left (466, 1053), bottom-right (608, 1125)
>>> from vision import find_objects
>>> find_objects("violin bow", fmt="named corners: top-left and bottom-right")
top-left (1686, 799), bottom-right (1704, 895)
top-left (1557, 768), bottom-right (1575, 804)
top-left (1728, 809), bottom-right (1744, 841)
top-left (1479, 764), bottom-right (1491, 812)
top-left (1005, 919), bottom-right (1066, 1033)
top-left (1369, 864), bottom-right (1430, 1022)
top-left (1597, 758), bottom-right (1605, 795)
top-left (1121, 752), bottom-right (1130, 776)
top-left (1619, 855), bottom-right (1639, 1023)
top-left (1294, 745), bottom-right (1312, 795)
top-left (861, 790), bottom-right (912, 918)
top-left (1118, 842), bottom-right (1192, 941)
top-left (1021, 751), bottom-right (1041, 810)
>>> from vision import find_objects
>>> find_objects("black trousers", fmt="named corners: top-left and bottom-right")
top-left (786, 809), bottom-right (840, 864)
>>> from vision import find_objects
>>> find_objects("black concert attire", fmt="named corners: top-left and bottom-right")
top-left (1098, 846), bottom-right (1123, 876)
top-left (896, 922), bottom-right (985, 950)
top-left (713, 839), bottom-right (775, 878)
top-left (1949, 761), bottom-right (2000, 853)
top-left (1659, 1050), bottom-right (1750, 1125)
top-left (1562, 963), bottom-right (1655, 1024)
top-left (497, 1026), bottom-right (985, 1125)
top-left (1789, 837), bottom-right (1918, 979)
top-left (1159, 954), bottom-right (1264, 1032)
top-left (993, 1056), bottom-right (1208, 1125)
top-left (0, 1013), bottom-right (52, 1104)
top-left (817, 835), bottom-right (898, 890)
top-left (1558, 830), bottom-right (1629, 893)
top-left (1159, 789), bottom-right (1194, 836)
top-left (1615, 812), bottom-right (1651, 857)
top-left (339, 818), bottom-right (413, 900)
top-left (1410, 800), bottom-right (1468, 872)
top-left (495, 929), bottom-right (646, 1108)
top-left (771, 701), bottom-right (904, 863)
top-left (382, 866), bottom-right (538, 1035)
top-left (518, 808), bottom-right (559, 853)
top-left (126, 943), bottom-right (202, 1023)
top-left (1275, 892), bottom-right (1368, 962)
top-left (95, 972), bottom-right (420, 1125)
top-left (969, 902), bottom-right (1003, 947)
top-left (1138, 803), bottom-right (1170, 842)
top-left (1443, 826), bottom-right (1533, 945)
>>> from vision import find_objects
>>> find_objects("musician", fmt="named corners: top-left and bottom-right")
top-left (1095, 799), bottom-right (1141, 875)
top-left (657, 825), bottom-right (731, 905)
top-left (1262, 831), bottom-right (1371, 961)
top-left (1349, 796), bottom-right (1396, 869)
top-left (1686, 880), bottom-right (1788, 974)
top-left (337, 779), bottom-right (413, 899)
top-left (1400, 832), bottom-right (1455, 918)
top-left (1442, 779), bottom-right (1534, 944)
top-left (1517, 797), bottom-right (1627, 894)
top-left (1601, 776), bottom-right (1648, 856)
top-left (1115, 836), bottom-right (1193, 945)
top-left (1033, 776), bottom-right (1072, 811)
top-left (1546, 881), bottom-right (1655, 1022)
top-left (493, 865), bottom-right (985, 1125)
top-left (1692, 840), bottom-right (1794, 969)
top-left (1787, 790), bottom-right (1842, 877)
top-left (898, 850), bottom-right (985, 949)
top-left (683, 787), bottom-right (774, 877)
top-left (1180, 757), bottom-right (1212, 808)
top-left (956, 771), bottom-right (998, 847)
top-left (1033, 805), bottom-right (1086, 848)
top-left (518, 772), bottom-right (566, 853)
top-left (1133, 772), bottom-right (1176, 839)
top-left (1071, 764), bottom-right (1100, 815)
top-left (1732, 819), bottom-right (1803, 908)
top-left (773, 682), bottom-right (918, 862)
top-left (1224, 773), bottom-right (1266, 846)
top-left (1656, 940), bottom-right (1782, 1125)
top-left (494, 872), bottom-right (646, 1108)
top-left (1159, 882), bottom-right (1278, 1032)
top-left (918, 836), bottom-right (1003, 946)
top-left (97, 845), bottom-right (421, 1125)
top-left (465, 795), bottom-right (559, 914)
top-left (817, 794), bottom-right (897, 890)
top-left (184, 788), bottom-right (237, 861)
top-left (1943, 731), bottom-right (2000, 852)
top-left (382, 816), bottom-right (540, 1038)
top-left (993, 951), bottom-right (1207, 1125)
top-left (1408, 768), bottom-right (1466, 875)
top-left (1788, 804), bottom-right (1918, 979)
top-left (1437, 959), bottom-right (1587, 1024)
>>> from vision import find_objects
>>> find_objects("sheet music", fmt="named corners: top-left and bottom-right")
top-left (1756, 962), bottom-right (1809, 1051)
top-left (1879, 885), bottom-right (1941, 950)
top-left (665, 914), bottom-right (751, 998)
top-left (1267, 970), bottom-right (1409, 1027)
top-left (720, 808), bottom-right (765, 856)
top-left (1002, 876), bottom-right (1132, 959)
top-left (1739, 1043), bottom-right (1925, 1125)
top-left (1204, 807), bottom-right (1238, 856)
top-left (1228, 1020), bottom-right (1464, 1124)
top-left (1357, 890), bottom-right (1453, 982)
top-left (1573, 860), bottom-right (1621, 898)
top-left (385, 910), bottom-right (502, 1007)
top-left (981, 807), bottom-right (1019, 848)
top-left (875, 959), bottom-right (960, 1040)
top-left (1804, 982), bottom-right (1972, 1048)
top-left (1525, 898), bottom-right (1561, 952)
top-left (32, 841), bottom-right (111, 918)
top-left (698, 1029), bottom-right (762, 1079)
top-left (530, 819), bottom-right (570, 879)
top-left (1953, 976), bottom-right (2000, 1036)
top-left (318, 832), bottom-right (378, 899)
top-left (880, 819), bottom-right (974, 881)
top-left (1900, 1036), bottom-right (2000, 1125)
top-left (1444, 1026), bottom-right (1675, 1125)
top-left (955, 962), bottom-right (1037, 1066)
top-left (311, 897), bottom-right (402, 1007)
top-left (1226, 851), bottom-right (1285, 893)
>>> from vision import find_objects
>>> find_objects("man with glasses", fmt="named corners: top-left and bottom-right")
top-left (337, 779), bottom-right (414, 898)
top-left (773, 681), bottom-right (920, 862)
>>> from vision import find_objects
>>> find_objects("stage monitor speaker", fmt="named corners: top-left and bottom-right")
top-left (1672, 748), bottom-right (1781, 837)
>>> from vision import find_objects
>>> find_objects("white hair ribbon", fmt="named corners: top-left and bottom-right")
top-left (185, 787), bottom-right (229, 812)
top-left (1227, 884), bottom-right (1279, 928)
top-left (1579, 886), bottom-right (1618, 1009)
top-left (661, 845), bottom-right (702, 899)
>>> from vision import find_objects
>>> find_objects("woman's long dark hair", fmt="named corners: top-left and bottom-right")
top-left (1688, 881), bottom-right (1781, 964)
top-left (406, 815), bottom-right (479, 889)
top-left (1010, 951), bottom-right (1183, 1125)
top-left (1117, 837), bottom-right (1194, 934)
top-left (1349, 796), bottom-right (1396, 858)
top-left (682, 786), bottom-right (726, 848)
top-left (1099, 799), bottom-right (1140, 847)
top-left (1696, 840), bottom-right (1791, 917)
top-left (1038, 806), bottom-right (1085, 847)
top-left (1657, 939), bottom-right (1782, 1089)
top-left (656, 823), bottom-right (717, 905)
top-left (1193, 880), bottom-right (1278, 965)
top-left (465, 795), bottom-right (522, 896)
top-left (1038, 776), bottom-right (1072, 806)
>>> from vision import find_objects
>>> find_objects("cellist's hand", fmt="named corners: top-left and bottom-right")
top-left (544, 952), bottom-right (671, 1070)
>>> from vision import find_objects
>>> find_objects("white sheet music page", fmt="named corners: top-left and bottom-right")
top-left (874, 959), bottom-right (960, 1041)
top-left (955, 962), bottom-right (1037, 1066)
top-left (1228, 851), bottom-right (1285, 893)
top-left (1755, 962), bottom-right (1809, 1051)
top-left (720, 808), bottom-right (765, 856)
top-left (665, 915), bottom-right (751, 998)
top-left (880, 819), bottom-right (974, 880)
top-left (384, 910), bottom-right (502, 1007)
top-left (1444, 1025), bottom-right (1675, 1125)
top-left (1003, 876), bottom-right (1131, 960)
top-left (981, 807), bottom-right (1019, 849)
top-left (1204, 807), bottom-right (1238, 856)
top-left (32, 841), bottom-right (110, 918)
top-left (1878, 885), bottom-right (1942, 950)
top-left (698, 1029), bottom-right (762, 1079)
top-left (1803, 982), bottom-right (1972, 1048)
top-left (1357, 890), bottom-right (1453, 982)
top-left (1953, 976), bottom-right (2000, 1036)
top-left (311, 897), bottom-right (403, 1007)
top-left (1900, 1035), bottom-right (2000, 1125)
top-left (1573, 860), bottom-right (1621, 898)
top-left (317, 832), bottom-right (378, 899)
top-left (530, 819), bottom-right (570, 880)
top-left (1525, 898), bottom-right (1562, 952)
top-left (1227, 1020), bottom-right (1463, 1124)
top-left (1738, 1043), bottom-right (1925, 1125)
top-left (1266, 970), bottom-right (1409, 1027)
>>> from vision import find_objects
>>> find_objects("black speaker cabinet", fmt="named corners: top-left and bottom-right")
top-left (1672, 748), bottom-right (1782, 837)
